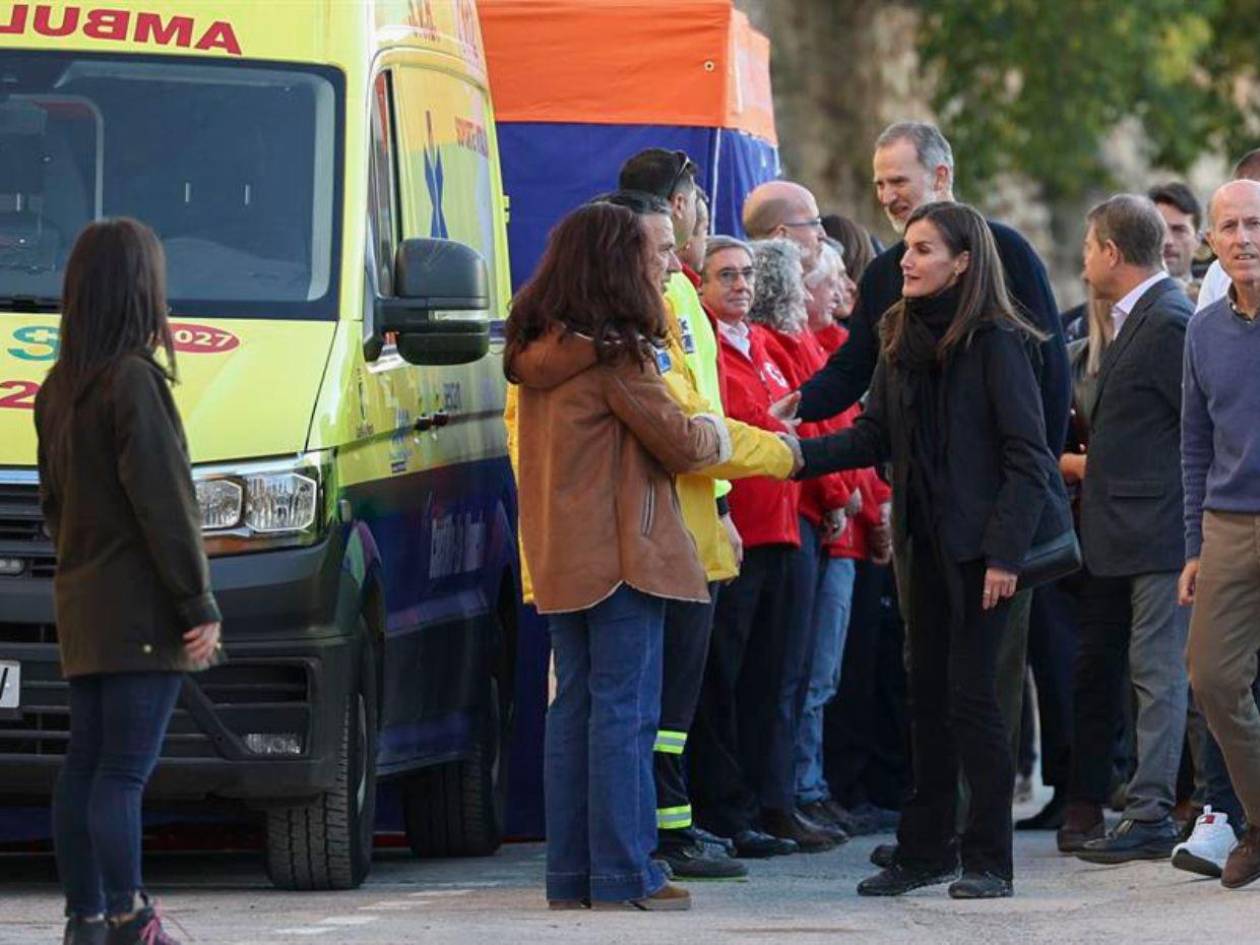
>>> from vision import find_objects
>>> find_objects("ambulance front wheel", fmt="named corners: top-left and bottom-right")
top-left (263, 626), bottom-right (379, 890)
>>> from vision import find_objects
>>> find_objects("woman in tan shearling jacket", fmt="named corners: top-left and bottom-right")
top-left (506, 202), bottom-right (729, 912)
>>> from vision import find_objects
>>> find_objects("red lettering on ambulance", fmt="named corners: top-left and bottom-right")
top-left (194, 20), bottom-right (240, 55)
top-left (0, 4), bottom-right (29, 34)
top-left (82, 7), bottom-right (129, 41)
top-left (134, 12), bottom-right (193, 47)
top-left (33, 5), bottom-right (80, 36)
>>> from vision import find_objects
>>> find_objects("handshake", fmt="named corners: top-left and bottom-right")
top-left (770, 391), bottom-right (805, 475)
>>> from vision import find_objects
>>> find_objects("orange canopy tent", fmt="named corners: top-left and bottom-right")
top-left (478, 0), bottom-right (781, 287)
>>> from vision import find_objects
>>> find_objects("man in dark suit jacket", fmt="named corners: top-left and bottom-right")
top-left (1061, 194), bottom-right (1192, 863)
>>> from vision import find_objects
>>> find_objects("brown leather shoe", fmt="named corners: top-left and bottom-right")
top-left (1222, 825), bottom-right (1260, 889)
top-left (1056, 801), bottom-right (1104, 853)
top-left (760, 807), bottom-right (836, 853)
top-left (592, 883), bottom-right (691, 911)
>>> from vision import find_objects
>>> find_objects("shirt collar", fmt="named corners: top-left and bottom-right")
top-left (1112, 271), bottom-right (1166, 320)
top-left (1227, 282), bottom-right (1260, 321)
top-left (717, 318), bottom-right (752, 356)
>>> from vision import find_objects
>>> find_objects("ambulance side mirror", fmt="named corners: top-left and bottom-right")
top-left (376, 238), bottom-right (490, 365)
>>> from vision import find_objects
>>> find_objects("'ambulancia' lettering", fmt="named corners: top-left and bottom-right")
top-left (0, 4), bottom-right (242, 56)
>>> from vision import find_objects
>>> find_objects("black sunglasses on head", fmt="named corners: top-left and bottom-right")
top-left (663, 150), bottom-right (697, 199)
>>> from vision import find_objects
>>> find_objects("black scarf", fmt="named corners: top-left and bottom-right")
top-left (898, 284), bottom-right (963, 614)
top-left (899, 283), bottom-right (962, 373)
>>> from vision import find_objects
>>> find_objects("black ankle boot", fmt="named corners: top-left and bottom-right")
top-left (948, 871), bottom-right (1013, 899)
top-left (856, 861), bottom-right (958, 896)
top-left (63, 916), bottom-right (108, 945)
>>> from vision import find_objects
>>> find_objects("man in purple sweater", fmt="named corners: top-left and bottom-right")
top-left (1181, 179), bottom-right (1260, 890)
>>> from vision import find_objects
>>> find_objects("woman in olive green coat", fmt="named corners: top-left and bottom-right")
top-left (35, 219), bottom-right (221, 945)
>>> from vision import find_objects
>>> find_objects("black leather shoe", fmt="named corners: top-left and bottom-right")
top-left (64, 918), bottom-right (108, 945)
top-left (1076, 816), bottom-right (1178, 864)
top-left (797, 804), bottom-right (850, 844)
top-left (870, 842), bottom-right (897, 869)
top-left (1056, 802), bottom-right (1105, 853)
top-left (815, 799), bottom-right (865, 836)
top-left (1015, 788), bottom-right (1066, 831)
top-left (857, 861), bottom-right (958, 897)
top-left (656, 841), bottom-right (749, 880)
top-left (948, 871), bottom-right (1013, 899)
top-left (732, 828), bottom-right (797, 858)
top-left (760, 807), bottom-right (835, 853)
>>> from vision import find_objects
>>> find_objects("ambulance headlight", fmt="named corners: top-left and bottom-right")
top-left (197, 479), bottom-right (244, 530)
top-left (244, 473), bottom-right (318, 533)
top-left (194, 454), bottom-right (330, 554)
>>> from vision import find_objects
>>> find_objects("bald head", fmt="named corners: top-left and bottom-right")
top-left (742, 180), bottom-right (823, 269)
top-left (1208, 180), bottom-right (1260, 290)
top-left (1208, 180), bottom-right (1260, 227)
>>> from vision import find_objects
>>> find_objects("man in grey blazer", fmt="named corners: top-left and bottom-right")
top-left (1058, 195), bottom-right (1192, 862)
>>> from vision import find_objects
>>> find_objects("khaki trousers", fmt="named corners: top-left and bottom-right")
top-left (1187, 510), bottom-right (1260, 824)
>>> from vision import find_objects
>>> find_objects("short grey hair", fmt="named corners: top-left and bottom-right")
top-left (701, 235), bottom-right (754, 280)
top-left (747, 238), bottom-right (808, 334)
top-left (804, 239), bottom-right (844, 289)
top-left (876, 121), bottom-right (955, 178)
top-left (1087, 194), bottom-right (1165, 269)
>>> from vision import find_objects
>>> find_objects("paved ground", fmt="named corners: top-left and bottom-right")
top-left (2, 792), bottom-right (1258, 945)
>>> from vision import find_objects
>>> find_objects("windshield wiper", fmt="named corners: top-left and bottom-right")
top-left (0, 296), bottom-right (61, 313)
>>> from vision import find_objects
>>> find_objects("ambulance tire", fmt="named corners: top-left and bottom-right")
top-left (402, 670), bottom-right (507, 859)
top-left (264, 630), bottom-right (379, 890)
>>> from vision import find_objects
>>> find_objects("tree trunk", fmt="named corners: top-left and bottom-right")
top-left (737, 0), bottom-right (922, 245)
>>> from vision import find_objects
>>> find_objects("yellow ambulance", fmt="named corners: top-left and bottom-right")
top-left (0, 0), bottom-right (520, 890)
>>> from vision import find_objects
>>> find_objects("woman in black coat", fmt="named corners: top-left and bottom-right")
top-left (797, 202), bottom-right (1070, 899)
top-left (36, 219), bottom-right (221, 945)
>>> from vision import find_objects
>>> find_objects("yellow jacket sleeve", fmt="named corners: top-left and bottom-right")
top-left (502, 385), bottom-right (535, 605)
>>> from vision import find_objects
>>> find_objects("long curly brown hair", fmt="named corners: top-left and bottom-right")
top-left (504, 202), bottom-right (666, 379)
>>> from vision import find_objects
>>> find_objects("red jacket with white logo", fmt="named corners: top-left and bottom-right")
top-left (761, 327), bottom-right (851, 531)
top-left (717, 323), bottom-right (801, 548)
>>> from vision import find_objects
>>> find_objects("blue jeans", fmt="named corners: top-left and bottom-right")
top-left (796, 557), bottom-right (856, 804)
top-left (53, 672), bottom-right (183, 918)
top-left (545, 586), bottom-right (667, 902)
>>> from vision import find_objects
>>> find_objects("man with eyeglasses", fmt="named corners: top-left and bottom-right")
top-left (616, 152), bottom-right (801, 874)
top-left (743, 180), bottom-right (827, 271)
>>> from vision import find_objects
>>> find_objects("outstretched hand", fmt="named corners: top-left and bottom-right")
top-left (770, 392), bottom-right (801, 430)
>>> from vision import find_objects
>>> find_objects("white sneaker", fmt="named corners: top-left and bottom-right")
top-left (1171, 806), bottom-right (1238, 878)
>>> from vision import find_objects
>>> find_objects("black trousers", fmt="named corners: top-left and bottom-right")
top-left (690, 545), bottom-right (793, 837)
top-left (825, 560), bottom-right (911, 810)
top-left (897, 552), bottom-right (1014, 879)
top-left (654, 583), bottom-right (719, 849)
top-left (1027, 582), bottom-right (1078, 788)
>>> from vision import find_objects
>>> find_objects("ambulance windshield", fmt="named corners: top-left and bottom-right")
top-left (0, 52), bottom-right (342, 319)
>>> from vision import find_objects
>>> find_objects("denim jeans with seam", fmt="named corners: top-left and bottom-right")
top-left (796, 556), bottom-right (856, 805)
top-left (545, 585), bottom-right (667, 902)
top-left (54, 671), bottom-right (184, 918)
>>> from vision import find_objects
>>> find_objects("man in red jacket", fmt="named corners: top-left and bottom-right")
top-left (689, 235), bottom-right (835, 855)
